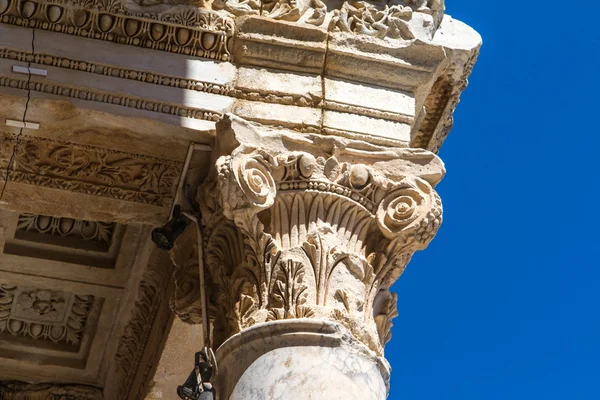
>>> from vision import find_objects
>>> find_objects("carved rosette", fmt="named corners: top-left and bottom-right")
top-left (194, 117), bottom-right (444, 355)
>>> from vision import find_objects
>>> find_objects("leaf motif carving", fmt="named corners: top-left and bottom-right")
top-left (0, 133), bottom-right (182, 206)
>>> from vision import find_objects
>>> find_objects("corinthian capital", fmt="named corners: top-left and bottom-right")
top-left (195, 115), bottom-right (444, 355)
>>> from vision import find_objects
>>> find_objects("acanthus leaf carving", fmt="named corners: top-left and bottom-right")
top-left (190, 116), bottom-right (444, 354)
top-left (373, 290), bottom-right (398, 346)
top-left (267, 259), bottom-right (313, 320)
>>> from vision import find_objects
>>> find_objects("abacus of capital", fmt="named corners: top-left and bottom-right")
top-left (0, 0), bottom-right (480, 399)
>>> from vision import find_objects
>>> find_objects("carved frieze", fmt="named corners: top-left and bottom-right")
top-left (170, 115), bottom-right (444, 354)
top-left (0, 0), bottom-right (443, 54)
top-left (0, 0), bottom-right (233, 60)
top-left (330, 0), bottom-right (445, 40)
top-left (0, 284), bottom-right (93, 348)
top-left (0, 133), bottom-right (183, 207)
top-left (0, 381), bottom-right (103, 400)
top-left (215, 0), bottom-right (445, 40)
top-left (16, 213), bottom-right (115, 248)
top-left (107, 249), bottom-right (174, 400)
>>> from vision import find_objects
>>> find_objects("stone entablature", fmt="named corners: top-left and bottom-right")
top-left (0, 0), bottom-right (479, 149)
top-left (0, 0), bottom-right (444, 56)
top-left (0, 2), bottom-right (480, 227)
top-left (0, 1), bottom-right (480, 397)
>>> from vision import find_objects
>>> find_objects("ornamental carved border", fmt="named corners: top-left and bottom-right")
top-left (0, 48), bottom-right (233, 97)
top-left (107, 250), bottom-right (174, 400)
top-left (0, 382), bottom-right (103, 400)
top-left (0, 0), bottom-right (233, 61)
top-left (0, 48), bottom-right (320, 108)
top-left (16, 213), bottom-right (116, 248)
top-left (215, 0), bottom-right (444, 41)
top-left (0, 132), bottom-right (183, 207)
top-left (0, 75), bottom-right (223, 124)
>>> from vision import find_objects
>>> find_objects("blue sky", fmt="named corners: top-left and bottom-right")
top-left (387, 1), bottom-right (600, 399)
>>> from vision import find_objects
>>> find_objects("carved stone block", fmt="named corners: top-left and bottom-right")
top-left (167, 115), bottom-right (444, 357)
top-left (0, 133), bottom-right (182, 207)
top-left (0, 284), bottom-right (94, 350)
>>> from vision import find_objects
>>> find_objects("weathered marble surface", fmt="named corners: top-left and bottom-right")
top-left (217, 320), bottom-right (389, 400)
top-left (166, 114), bottom-right (445, 360)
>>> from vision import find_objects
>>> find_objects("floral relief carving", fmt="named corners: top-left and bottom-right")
top-left (330, 0), bottom-right (444, 40)
top-left (194, 118), bottom-right (444, 353)
top-left (217, 0), bottom-right (444, 40)
top-left (17, 213), bottom-right (115, 245)
top-left (0, 284), bottom-right (93, 347)
top-left (0, 0), bottom-right (443, 58)
top-left (0, 133), bottom-right (182, 207)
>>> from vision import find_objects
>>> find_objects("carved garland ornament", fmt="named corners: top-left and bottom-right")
top-left (198, 146), bottom-right (442, 354)
top-left (0, 133), bottom-right (183, 207)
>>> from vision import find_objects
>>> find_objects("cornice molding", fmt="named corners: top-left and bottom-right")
top-left (0, 0), bottom-right (233, 60)
top-left (0, 47), bottom-right (321, 108)
top-left (0, 74), bottom-right (223, 123)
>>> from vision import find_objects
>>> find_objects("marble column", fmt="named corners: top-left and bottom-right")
top-left (217, 320), bottom-right (389, 400)
top-left (168, 114), bottom-right (446, 399)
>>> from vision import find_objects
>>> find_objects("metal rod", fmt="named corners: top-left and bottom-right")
top-left (182, 212), bottom-right (209, 348)
top-left (170, 142), bottom-right (212, 218)
top-left (171, 142), bottom-right (213, 347)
